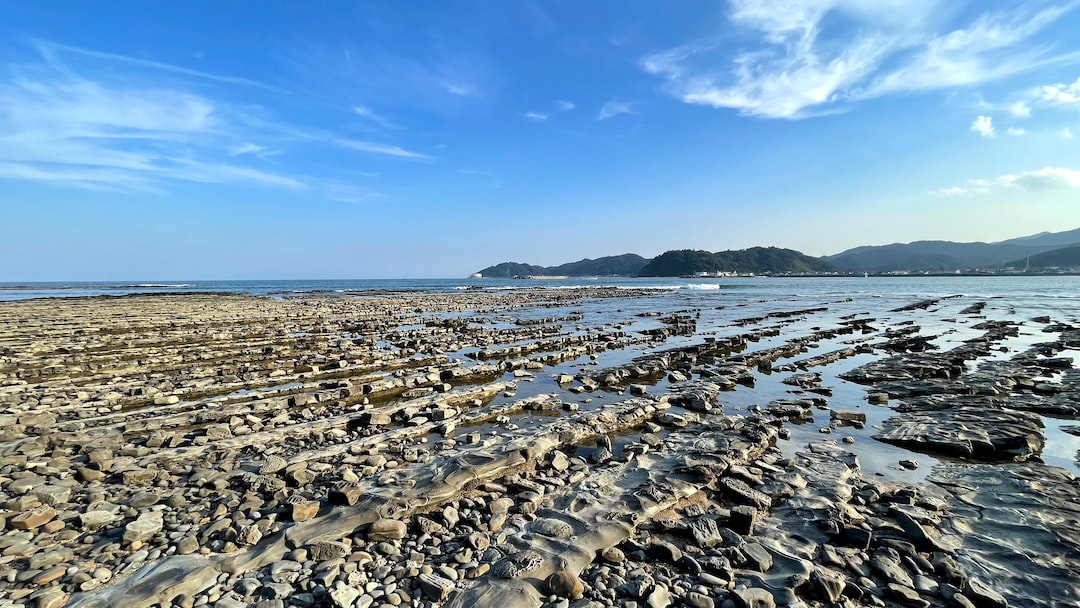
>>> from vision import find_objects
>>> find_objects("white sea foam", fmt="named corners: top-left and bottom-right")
top-left (683, 283), bottom-right (721, 290)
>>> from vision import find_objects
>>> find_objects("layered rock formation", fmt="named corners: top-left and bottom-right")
top-left (0, 289), bottom-right (1077, 608)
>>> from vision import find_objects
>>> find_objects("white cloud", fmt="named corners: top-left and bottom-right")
top-left (557, 100), bottom-right (575, 111)
top-left (998, 166), bottom-right (1080, 190)
top-left (0, 74), bottom-right (306, 192)
top-left (1006, 127), bottom-right (1028, 136)
top-left (35, 39), bottom-right (279, 91)
top-left (323, 183), bottom-right (384, 204)
top-left (1007, 101), bottom-right (1032, 117)
top-left (970, 115), bottom-right (995, 137)
top-left (229, 143), bottom-right (266, 157)
top-left (441, 80), bottom-right (474, 97)
top-left (524, 111), bottom-right (548, 121)
top-left (597, 100), bottom-right (635, 120)
top-left (932, 186), bottom-right (971, 197)
top-left (5, 78), bottom-right (216, 135)
top-left (336, 139), bottom-right (430, 159)
top-left (0, 42), bottom-right (404, 196)
top-left (939, 166), bottom-right (1080, 196)
top-left (353, 105), bottom-right (397, 129)
top-left (1063, 127), bottom-right (1075, 139)
top-left (864, 4), bottom-right (1074, 96)
top-left (978, 73), bottom-right (1080, 122)
top-left (642, 1), bottom-right (1078, 119)
top-left (1039, 77), bottom-right (1080, 105)
top-left (287, 43), bottom-right (490, 112)
top-left (0, 160), bottom-right (160, 193)
top-left (160, 161), bottom-right (304, 190)
top-left (991, 76), bottom-right (1080, 119)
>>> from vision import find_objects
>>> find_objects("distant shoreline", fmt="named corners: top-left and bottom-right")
top-left (3, 272), bottom-right (1079, 289)
top-left (766, 271), bottom-right (1080, 278)
top-left (482, 271), bottom-right (1080, 280)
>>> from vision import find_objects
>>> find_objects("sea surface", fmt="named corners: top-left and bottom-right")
top-left (1, 274), bottom-right (1077, 301)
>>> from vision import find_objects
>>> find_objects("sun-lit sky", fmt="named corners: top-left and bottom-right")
top-left (2, 1), bottom-right (1079, 280)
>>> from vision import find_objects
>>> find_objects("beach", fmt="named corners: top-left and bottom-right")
top-left (1, 281), bottom-right (1078, 608)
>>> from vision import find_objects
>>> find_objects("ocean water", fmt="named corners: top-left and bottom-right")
top-left (1, 274), bottom-right (1077, 301)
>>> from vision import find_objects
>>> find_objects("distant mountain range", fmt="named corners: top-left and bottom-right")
top-left (822, 227), bottom-right (1080, 273)
top-left (1006, 245), bottom-right (1080, 269)
top-left (474, 226), bottom-right (1080, 277)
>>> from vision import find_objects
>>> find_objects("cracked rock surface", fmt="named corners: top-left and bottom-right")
top-left (0, 288), bottom-right (1078, 608)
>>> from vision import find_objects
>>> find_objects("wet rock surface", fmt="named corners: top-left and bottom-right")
top-left (930, 462), bottom-right (1080, 608)
top-left (875, 406), bottom-right (1045, 461)
top-left (0, 289), bottom-right (1077, 607)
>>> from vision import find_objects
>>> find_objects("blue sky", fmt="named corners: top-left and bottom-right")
top-left (1, 0), bottom-right (1079, 280)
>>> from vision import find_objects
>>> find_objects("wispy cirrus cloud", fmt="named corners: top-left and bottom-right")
top-left (862, 3), bottom-right (1076, 96)
top-left (353, 105), bottom-right (398, 129)
top-left (335, 139), bottom-right (430, 159)
top-left (441, 80), bottom-right (475, 96)
top-left (935, 166), bottom-right (1080, 196)
top-left (34, 39), bottom-right (281, 91)
top-left (642, 1), bottom-right (1080, 119)
top-left (0, 40), bottom-right (422, 197)
top-left (0, 161), bottom-right (160, 193)
top-left (0, 69), bottom-right (305, 192)
top-left (525, 100), bottom-right (575, 121)
top-left (283, 41), bottom-right (492, 113)
top-left (598, 100), bottom-right (635, 120)
top-left (229, 143), bottom-right (268, 157)
top-left (323, 182), bottom-right (387, 205)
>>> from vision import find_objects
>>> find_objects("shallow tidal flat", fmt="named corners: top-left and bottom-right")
top-left (1, 288), bottom-right (1078, 608)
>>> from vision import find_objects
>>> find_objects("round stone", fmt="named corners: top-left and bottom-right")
top-left (545, 571), bottom-right (584, 599)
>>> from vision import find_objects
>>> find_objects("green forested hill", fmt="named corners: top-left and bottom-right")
top-left (475, 262), bottom-right (547, 278)
top-left (638, 247), bottom-right (834, 276)
top-left (1007, 245), bottom-right (1080, 269)
top-left (478, 254), bottom-right (648, 277)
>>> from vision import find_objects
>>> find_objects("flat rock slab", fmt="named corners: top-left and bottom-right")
top-left (875, 406), bottom-right (1044, 462)
top-left (9, 505), bottom-right (57, 530)
top-left (930, 462), bottom-right (1080, 608)
top-left (123, 513), bottom-right (164, 544)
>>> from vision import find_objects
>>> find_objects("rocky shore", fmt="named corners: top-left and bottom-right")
top-left (1, 289), bottom-right (1077, 608)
